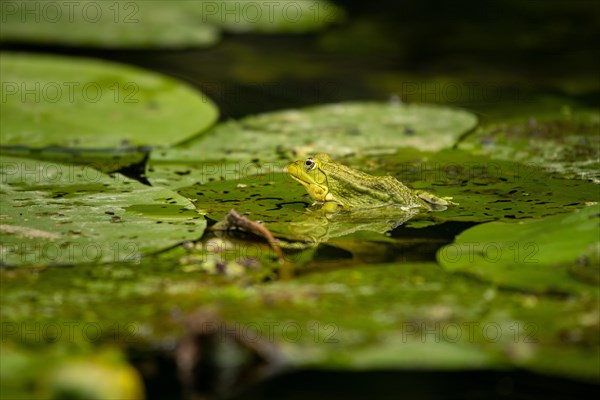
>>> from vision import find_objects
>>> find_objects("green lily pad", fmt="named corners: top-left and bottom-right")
top-left (178, 171), bottom-right (307, 235)
top-left (371, 148), bottom-right (599, 225)
top-left (0, 52), bottom-right (218, 148)
top-left (219, 262), bottom-right (599, 381)
top-left (198, 102), bottom-right (477, 157)
top-left (2, 251), bottom-right (598, 390)
top-left (0, 156), bottom-right (206, 267)
top-left (458, 108), bottom-right (600, 182)
top-left (178, 170), bottom-right (425, 242)
top-left (176, 148), bottom-right (599, 242)
top-left (145, 151), bottom-right (265, 190)
top-left (437, 205), bottom-right (600, 295)
top-left (204, 0), bottom-right (345, 34)
top-left (479, 300), bottom-right (600, 382)
top-left (0, 145), bottom-right (149, 175)
top-left (0, 1), bottom-right (343, 48)
top-left (0, 1), bottom-right (219, 48)
top-left (146, 102), bottom-right (478, 188)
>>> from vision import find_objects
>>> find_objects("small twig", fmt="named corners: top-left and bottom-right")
top-left (222, 209), bottom-right (285, 263)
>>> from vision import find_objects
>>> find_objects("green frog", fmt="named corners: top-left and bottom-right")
top-left (287, 153), bottom-right (450, 211)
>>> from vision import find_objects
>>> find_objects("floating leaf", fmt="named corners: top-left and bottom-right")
top-left (146, 102), bottom-right (478, 188)
top-left (458, 108), bottom-right (600, 182)
top-left (204, 0), bottom-right (345, 34)
top-left (145, 151), bottom-right (263, 190)
top-left (178, 171), bottom-right (307, 235)
top-left (178, 170), bottom-right (425, 242)
top-left (175, 148), bottom-right (598, 242)
top-left (0, 155), bottom-right (206, 266)
top-left (49, 351), bottom-right (145, 400)
top-left (437, 205), bottom-right (600, 295)
top-left (0, 52), bottom-right (218, 148)
top-left (0, 346), bottom-right (145, 400)
top-left (0, 145), bottom-right (149, 175)
top-left (218, 262), bottom-right (599, 381)
top-left (372, 149), bottom-right (599, 224)
top-left (0, 1), bottom-right (343, 49)
top-left (200, 102), bottom-right (476, 157)
top-left (1, 252), bottom-right (598, 387)
top-left (0, 1), bottom-right (219, 48)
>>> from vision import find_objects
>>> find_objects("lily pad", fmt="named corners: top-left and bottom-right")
top-left (178, 170), bottom-right (425, 243)
top-left (178, 171), bottom-right (307, 235)
top-left (0, 145), bottom-right (149, 175)
top-left (437, 205), bottom-right (600, 295)
top-left (372, 149), bottom-right (600, 224)
top-left (146, 102), bottom-right (478, 188)
top-left (0, 52), bottom-right (218, 148)
top-left (0, 1), bottom-right (343, 48)
top-left (0, 1), bottom-right (219, 48)
top-left (204, 0), bottom-right (345, 34)
top-left (176, 148), bottom-right (599, 242)
top-left (458, 108), bottom-right (600, 182)
top-left (1, 250), bottom-right (598, 391)
top-left (219, 262), bottom-right (599, 382)
top-left (145, 151), bottom-right (269, 190)
top-left (197, 102), bottom-right (476, 157)
top-left (0, 155), bottom-right (206, 267)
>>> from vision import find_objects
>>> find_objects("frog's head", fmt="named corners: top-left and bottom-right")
top-left (287, 153), bottom-right (333, 202)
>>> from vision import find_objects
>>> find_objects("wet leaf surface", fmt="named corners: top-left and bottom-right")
top-left (0, 52), bottom-right (218, 148)
top-left (372, 149), bottom-right (599, 225)
top-left (196, 102), bottom-right (477, 157)
top-left (179, 170), bottom-right (436, 243)
top-left (458, 108), bottom-right (600, 182)
top-left (2, 255), bottom-right (597, 398)
top-left (0, 1), bottom-right (343, 49)
top-left (437, 205), bottom-right (600, 295)
top-left (176, 149), bottom-right (598, 240)
top-left (146, 102), bottom-right (478, 189)
top-left (0, 1), bottom-right (219, 48)
top-left (0, 155), bottom-right (206, 266)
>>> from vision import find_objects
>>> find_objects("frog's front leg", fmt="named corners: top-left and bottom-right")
top-left (319, 202), bottom-right (343, 213)
top-left (414, 190), bottom-right (457, 209)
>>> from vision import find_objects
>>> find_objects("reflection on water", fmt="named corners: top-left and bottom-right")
top-left (289, 206), bottom-right (421, 242)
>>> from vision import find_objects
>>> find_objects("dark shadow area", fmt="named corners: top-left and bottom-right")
top-left (228, 369), bottom-right (600, 400)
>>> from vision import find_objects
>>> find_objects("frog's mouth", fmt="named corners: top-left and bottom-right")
top-left (289, 174), bottom-right (309, 187)
top-left (288, 163), bottom-right (330, 201)
top-left (289, 180), bottom-right (326, 202)
top-left (289, 174), bottom-right (320, 193)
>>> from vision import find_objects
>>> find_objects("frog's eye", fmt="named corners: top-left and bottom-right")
top-left (304, 159), bottom-right (316, 172)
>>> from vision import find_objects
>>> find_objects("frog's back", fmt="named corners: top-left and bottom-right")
top-left (382, 176), bottom-right (429, 208)
top-left (322, 161), bottom-right (426, 209)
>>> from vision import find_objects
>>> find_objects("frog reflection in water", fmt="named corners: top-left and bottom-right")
top-left (287, 153), bottom-right (450, 212)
